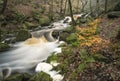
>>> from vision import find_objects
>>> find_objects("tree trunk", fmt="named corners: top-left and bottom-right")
top-left (63, 0), bottom-right (68, 16)
top-left (89, 0), bottom-right (93, 15)
top-left (0, 0), bottom-right (7, 14)
top-left (68, 0), bottom-right (76, 26)
top-left (96, 0), bottom-right (100, 16)
top-left (76, 0), bottom-right (80, 13)
top-left (60, 0), bottom-right (63, 15)
top-left (49, 0), bottom-right (54, 21)
top-left (80, 0), bottom-right (87, 13)
top-left (105, 0), bottom-right (108, 13)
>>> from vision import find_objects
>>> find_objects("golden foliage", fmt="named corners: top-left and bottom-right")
top-left (75, 19), bottom-right (110, 53)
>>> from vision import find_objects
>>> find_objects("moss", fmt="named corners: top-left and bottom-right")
top-left (24, 22), bottom-right (38, 30)
top-left (46, 54), bottom-right (58, 63)
top-left (54, 62), bottom-right (69, 75)
top-left (59, 32), bottom-right (69, 41)
top-left (29, 71), bottom-right (53, 81)
top-left (66, 33), bottom-right (79, 47)
top-left (32, 10), bottom-right (42, 20)
top-left (39, 16), bottom-right (50, 26)
top-left (53, 48), bottom-right (73, 74)
top-left (16, 29), bottom-right (32, 41)
top-left (4, 73), bottom-right (31, 81)
top-left (0, 27), bottom-right (7, 42)
top-left (69, 71), bottom-right (77, 80)
top-left (0, 43), bottom-right (10, 52)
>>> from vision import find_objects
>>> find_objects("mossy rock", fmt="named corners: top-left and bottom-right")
top-left (39, 16), bottom-right (50, 26)
top-left (4, 73), bottom-right (31, 81)
top-left (0, 43), bottom-right (10, 52)
top-left (107, 11), bottom-right (120, 18)
top-left (24, 22), bottom-right (38, 30)
top-left (46, 54), bottom-right (58, 63)
top-left (29, 71), bottom-right (53, 81)
top-left (16, 29), bottom-right (32, 41)
top-left (59, 26), bottom-right (75, 41)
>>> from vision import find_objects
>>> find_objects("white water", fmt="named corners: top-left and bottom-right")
top-left (0, 16), bottom-right (72, 79)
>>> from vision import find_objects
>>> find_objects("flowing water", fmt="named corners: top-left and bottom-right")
top-left (0, 17), bottom-right (71, 78)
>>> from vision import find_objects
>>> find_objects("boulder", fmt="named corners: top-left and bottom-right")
top-left (107, 11), bottom-right (120, 18)
top-left (39, 16), bottom-right (50, 26)
top-left (0, 43), bottom-right (10, 52)
top-left (24, 22), bottom-right (38, 30)
top-left (16, 29), bottom-right (32, 41)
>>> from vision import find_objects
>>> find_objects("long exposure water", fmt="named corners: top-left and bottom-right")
top-left (0, 17), bottom-right (71, 79)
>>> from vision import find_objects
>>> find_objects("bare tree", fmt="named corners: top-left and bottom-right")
top-left (68, 0), bottom-right (76, 25)
top-left (80, 0), bottom-right (88, 12)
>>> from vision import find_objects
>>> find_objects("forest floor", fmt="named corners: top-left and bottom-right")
top-left (0, 0), bottom-right (120, 81)
top-left (78, 17), bottom-right (120, 81)
top-left (99, 17), bottom-right (120, 39)
top-left (54, 16), bottom-right (120, 81)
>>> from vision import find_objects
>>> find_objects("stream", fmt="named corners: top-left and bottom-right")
top-left (0, 16), bottom-right (72, 80)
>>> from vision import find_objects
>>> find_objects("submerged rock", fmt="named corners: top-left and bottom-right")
top-left (16, 29), bottom-right (32, 41)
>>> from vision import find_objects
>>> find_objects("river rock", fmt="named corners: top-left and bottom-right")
top-left (16, 29), bottom-right (32, 41)
top-left (24, 22), bottom-right (39, 30)
top-left (0, 43), bottom-right (10, 52)
top-left (39, 16), bottom-right (50, 26)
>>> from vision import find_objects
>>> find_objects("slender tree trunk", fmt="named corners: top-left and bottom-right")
top-left (63, 0), bottom-right (67, 16)
top-left (60, 0), bottom-right (63, 15)
top-left (89, 0), bottom-right (93, 15)
top-left (68, 0), bottom-right (76, 26)
top-left (80, 0), bottom-right (87, 13)
top-left (96, 0), bottom-right (100, 16)
top-left (49, 0), bottom-right (54, 21)
top-left (105, 0), bottom-right (108, 13)
top-left (76, 0), bottom-right (80, 13)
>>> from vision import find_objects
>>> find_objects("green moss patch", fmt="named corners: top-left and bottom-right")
top-left (16, 29), bottom-right (32, 41)
top-left (29, 71), bottom-right (53, 81)
top-left (0, 43), bottom-right (10, 52)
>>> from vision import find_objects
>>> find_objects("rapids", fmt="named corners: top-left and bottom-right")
top-left (0, 16), bottom-right (72, 79)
